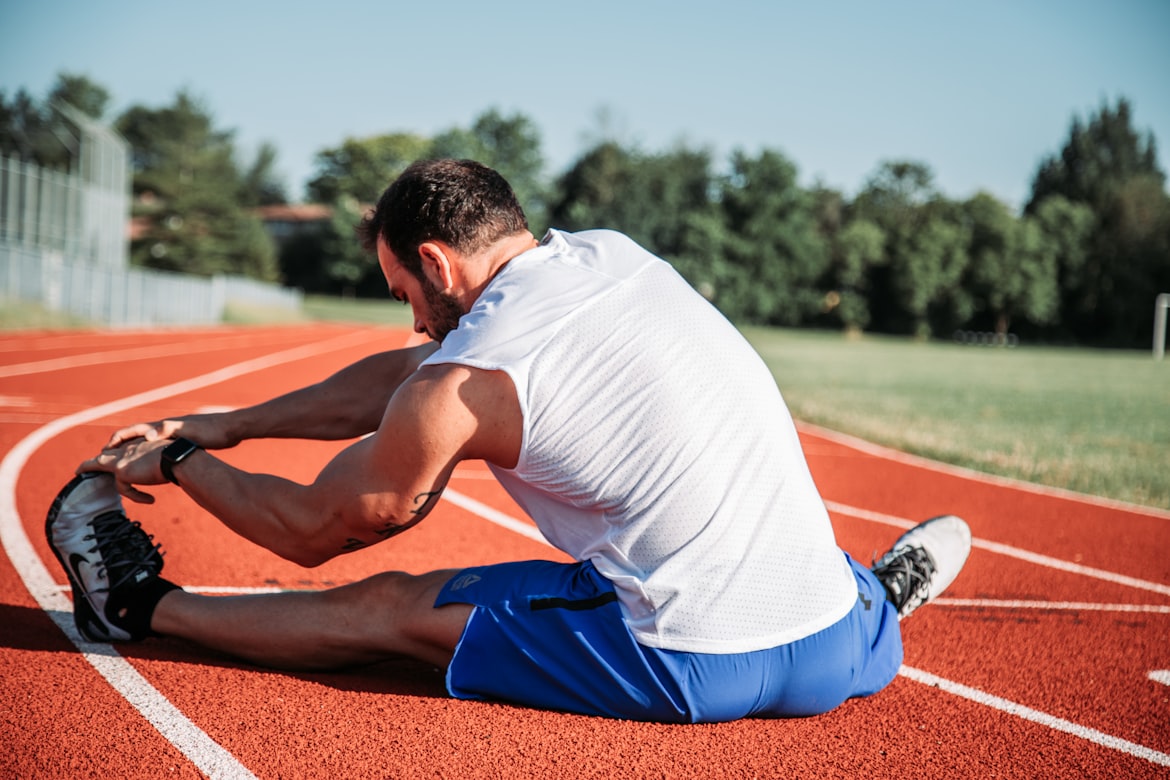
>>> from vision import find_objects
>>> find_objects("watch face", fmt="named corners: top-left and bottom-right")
top-left (161, 438), bottom-right (199, 486)
top-left (164, 438), bottom-right (199, 462)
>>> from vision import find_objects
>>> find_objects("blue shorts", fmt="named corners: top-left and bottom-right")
top-left (434, 553), bottom-right (902, 723)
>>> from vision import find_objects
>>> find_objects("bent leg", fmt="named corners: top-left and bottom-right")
top-left (150, 569), bottom-right (471, 671)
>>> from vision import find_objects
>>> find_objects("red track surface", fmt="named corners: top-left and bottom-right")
top-left (2, 325), bottom-right (1167, 779)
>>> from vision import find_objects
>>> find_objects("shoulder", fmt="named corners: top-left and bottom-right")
top-left (389, 363), bottom-right (521, 468)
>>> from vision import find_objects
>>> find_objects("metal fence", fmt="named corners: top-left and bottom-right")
top-left (1, 243), bottom-right (302, 326)
top-left (0, 109), bottom-right (302, 326)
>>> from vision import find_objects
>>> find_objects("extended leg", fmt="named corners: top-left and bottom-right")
top-left (47, 472), bottom-right (473, 670)
top-left (151, 569), bottom-right (472, 670)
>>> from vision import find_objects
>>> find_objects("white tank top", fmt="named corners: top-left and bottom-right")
top-left (422, 229), bottom-right (857, 653)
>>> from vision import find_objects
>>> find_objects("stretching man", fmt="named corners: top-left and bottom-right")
top-left (47, 159), bottom-right (970, 722)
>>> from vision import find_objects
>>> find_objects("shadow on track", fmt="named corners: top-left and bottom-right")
top-left (2, 601), bottom-right (449, 699)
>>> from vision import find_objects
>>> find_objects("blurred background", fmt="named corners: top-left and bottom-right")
top-left (1, 0), bottom-right (1168, 346)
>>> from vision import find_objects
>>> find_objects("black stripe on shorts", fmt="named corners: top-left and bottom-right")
top-left (529, 591), bottom-right (619, 612)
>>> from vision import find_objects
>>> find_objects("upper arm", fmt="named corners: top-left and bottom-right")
top-left (300, 363), bottom-right (522, 559)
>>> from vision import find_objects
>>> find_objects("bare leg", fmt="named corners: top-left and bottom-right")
top-left (150, 569), bottom-right (472, 670)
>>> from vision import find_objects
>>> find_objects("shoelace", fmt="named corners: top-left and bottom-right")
top-left (872, 545), bottom-right (936, 612)
top-left (83, 510), bottom-right (164, 593)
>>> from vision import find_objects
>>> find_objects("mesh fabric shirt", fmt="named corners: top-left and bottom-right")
top-left (422, 229), bottom-right (857, 653)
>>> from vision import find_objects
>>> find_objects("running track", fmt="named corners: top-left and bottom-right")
top-left (1, 324), bottom-right (1167, 779)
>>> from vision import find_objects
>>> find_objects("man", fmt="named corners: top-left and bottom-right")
top-left (47, 159), bottom-right (971, 722)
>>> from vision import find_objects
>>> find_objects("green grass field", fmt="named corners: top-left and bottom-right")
top-left (5, 296), bottom-right (1167, 510)
top-left (302, 294), bottom-right (415, 326)
top-left (743, 327), bottom-right (1170, 511)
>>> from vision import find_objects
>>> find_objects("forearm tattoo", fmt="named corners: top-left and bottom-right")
top-left (340, 489), bottom-right (444, 552)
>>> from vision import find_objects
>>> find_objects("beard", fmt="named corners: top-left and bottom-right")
top-left (420, 276), bottom-right (467, 343)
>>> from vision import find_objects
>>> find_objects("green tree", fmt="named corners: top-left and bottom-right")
top-left (828, 217), bottom-right (885, 332)
top-left (321, 196), bottom-right (381, 293)
top-left (853, 160), bottom-right (970, 337)
top-left (48, 73), bottom-right (110, 120)
top-left (1, 88), bottom-right (64, 166)
top-left (306, 132), bottom-right (429, 204)
top-left (1028, 98), bottom-right (1162, 210)
top-left (239, 141), bottom-right (288, 207)
top-left (963, 192), bottom-right (1059, 336)
top-left (549, 141), bottom-right (716, 288)
top-left (430, 109), bottom-right (548, 229)
top-left (704, 149), bottom-right (829, 325)
top-left (0, 73), bottom-right (110, 170)
top-left (116, 90), bottom-right (278, 280)
top-left (551, 142), bottom-right (712, 245)
top-left (1026, 98), bottom-right (1169, 345)
top-left (893, 208), bottom-right (969, 338)
top-left (548, 141), bottom-right (636, 231)
top-left (277, 197), bottom-right (389, 296)
top-left (1030, 194), bottom-right (1094, 299)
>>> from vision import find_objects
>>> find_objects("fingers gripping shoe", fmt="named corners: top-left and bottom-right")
top-left (871, 515), bottom-right (971, 620)
top-left (45, 472), bottom-right (176, 641)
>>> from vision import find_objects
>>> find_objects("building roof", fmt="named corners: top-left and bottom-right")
top-left (253, 204), bottom-right (334, 222)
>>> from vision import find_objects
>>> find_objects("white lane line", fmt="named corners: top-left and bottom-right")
top-left (64, 586), bottom-right (1170, 614)
top-left (8, 328), bottom-right (1165, 770)
top-left (934, 599), bottom-right (1170, 614)
top-left (801, 422), bottom-right (1170, 521)
top-left (900, 665), bottom-right (1170, 767)
top-left (1150, 671), bottom-right (1170, 687)
top-left (52, 585), bottom-right (287, 595)
top-left (61, 587), bottom-right (1169, 615)
top-left (441, 492), bottom-right (1170, 767)
top-left (0, 329), bottom-right (345, 379)
top-left (443, 489), bottom-right (548, 545)
top-left (825, 500), bottom-right (1170, 598)
top-left (0, 327), bottom-right (386, 779)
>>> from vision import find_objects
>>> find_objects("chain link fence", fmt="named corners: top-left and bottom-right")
top-left (0, 106), bottom-right (300, 327)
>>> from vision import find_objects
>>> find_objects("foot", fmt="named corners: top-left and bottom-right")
top-left (871, 515), bottom-right (971, 620)
top-left (45, 472), bottom-right (178, 641)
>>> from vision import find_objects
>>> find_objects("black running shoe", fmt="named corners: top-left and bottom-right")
top-left (45, 472), bottom-right (170, 641)
top-left (871, 515), bottom-right (971, 620)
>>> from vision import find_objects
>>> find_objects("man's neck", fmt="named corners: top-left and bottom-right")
top-left (465, 231), bottom-right (539, 300)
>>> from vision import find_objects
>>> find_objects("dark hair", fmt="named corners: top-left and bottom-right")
top-left (357, 158), bottom-right (529, 276)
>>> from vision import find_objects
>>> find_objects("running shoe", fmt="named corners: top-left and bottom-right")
top-left (871, 514), bottom-right (971, 620)
top-left (45, 472), bottom-right (169, 641)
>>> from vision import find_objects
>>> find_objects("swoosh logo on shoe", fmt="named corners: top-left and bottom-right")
top-left (68, 552), bottom-right (93, 594)
top-left (66, 552), bottom-right (114, 641)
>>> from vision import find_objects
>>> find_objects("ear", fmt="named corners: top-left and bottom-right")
top-left (417, 242), bottom-right (456, 291)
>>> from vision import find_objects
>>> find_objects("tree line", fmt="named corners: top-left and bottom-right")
top-left (3, 74), bottom-right (1167, 347)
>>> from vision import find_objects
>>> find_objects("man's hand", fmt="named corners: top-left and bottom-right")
top-left (77, 437), bottom-right (172, 505)
top-left (105, 413), bottom-right (239, 451)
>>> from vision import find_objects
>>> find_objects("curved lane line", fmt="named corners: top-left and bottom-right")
top-left (0, 329), bottom-right (332, 379)
top-left (0, 327), bottom-right (387, 779)
top-left (6, 330), bottom-right (1165, 770)
top-left (800, 421), bottom-right (1170, 521)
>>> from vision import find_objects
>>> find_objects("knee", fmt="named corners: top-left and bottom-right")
top-left (321, 569), bottom-right (466, 663)
top-left (327, 570), bottom-right (429, 616)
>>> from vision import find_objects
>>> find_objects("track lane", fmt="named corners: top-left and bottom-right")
top-left (3, 325), bottom-right (1168, 778)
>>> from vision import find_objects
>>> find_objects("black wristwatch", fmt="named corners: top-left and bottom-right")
top-left (160, 437), bottom-right (201, 486)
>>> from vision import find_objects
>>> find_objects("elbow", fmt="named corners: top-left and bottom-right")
top-left (287, 551), bottom-right (327, 568)
top-left (276, 535), bottom-right (337, 569)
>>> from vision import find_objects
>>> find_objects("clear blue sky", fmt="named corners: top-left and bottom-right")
top-left (2, 0), bottom-right (1167, 210)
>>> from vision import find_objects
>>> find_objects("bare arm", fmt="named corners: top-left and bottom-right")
top-left (107, 342), bottom-right (439, 450)
top-left (83, 363), bottom-right (521, 566)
